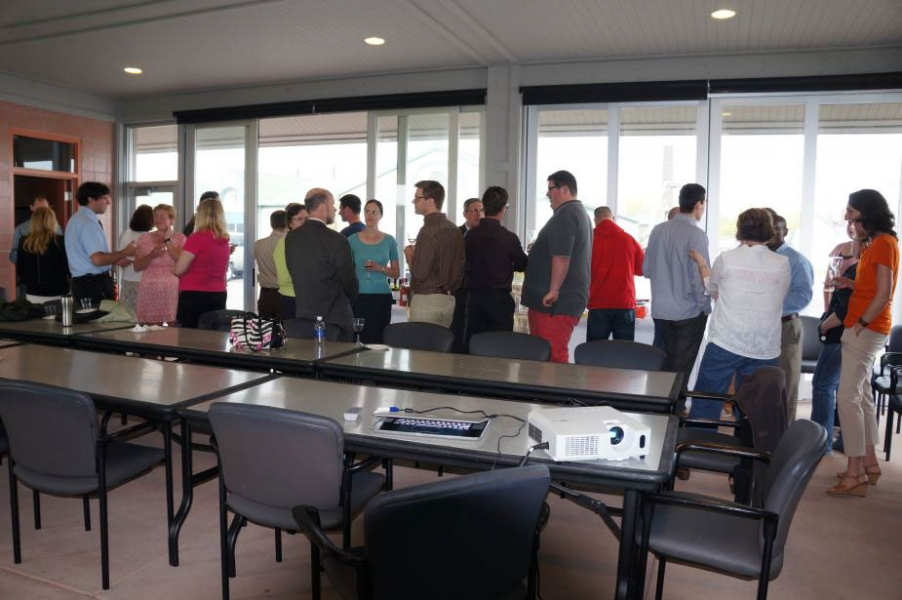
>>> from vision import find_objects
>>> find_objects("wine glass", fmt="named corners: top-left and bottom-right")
top-left (825, 256), bottom-right (843, 293)
top-left (352, 317), bottom-right (366, 347)
top-left (364, 259), bottom-right (374, 280)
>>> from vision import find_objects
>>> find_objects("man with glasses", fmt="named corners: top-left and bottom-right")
top-left (766, 209), bottom-right (814, 422)
top-left (404, 180), bottom-right (464, 328)
top-left (643, 183), bottom-right (711, 387)
top-left (65, 181), bottom-right (137, 304)
top-left (450, 197), bottom-right (485, 350)
top-left (464, 186), bottom-right (528, 346)
top-left (521, 170), bottom-right (593, 363)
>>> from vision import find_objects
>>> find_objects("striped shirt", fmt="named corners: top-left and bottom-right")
top-left (410, 212), bottom-right (464, 295)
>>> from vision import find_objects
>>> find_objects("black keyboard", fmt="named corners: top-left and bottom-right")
top-left (376, 416), bottom-right (489, 440)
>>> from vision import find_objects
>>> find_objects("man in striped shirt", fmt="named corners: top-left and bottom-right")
top-left (404, 180), bottom-right (464, 328)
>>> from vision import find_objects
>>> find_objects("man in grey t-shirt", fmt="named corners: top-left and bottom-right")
top-left (521, 170), bottom-right (593, 362)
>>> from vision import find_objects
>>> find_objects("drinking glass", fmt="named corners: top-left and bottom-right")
top-left (825, 256), bottom-right (843, 293)
top-left (364, 259), bottom-right (374, 280)
top-left (79, 298), bottom-right (94, 312)
top-left (352, 317), bottom-right (365, 347)
top-left (43, 303), bottom-right (58, 320)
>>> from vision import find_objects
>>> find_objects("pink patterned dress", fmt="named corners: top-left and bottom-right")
top-left (135, 232), bottom-right (186, 323)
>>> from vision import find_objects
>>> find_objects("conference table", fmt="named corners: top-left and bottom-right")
top-left (0, 343), bottom-right (276, 566)
top-left (0, 319), bottom-right (135, 345)
top-left (72, 326), bottom-right (362, 375)
top-left (177, 377), bottom-right (679, 600)
top-left (318, 346), bottom-right (683, 413)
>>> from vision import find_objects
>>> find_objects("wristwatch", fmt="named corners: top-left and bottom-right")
top-left (858, 318), bottom-right (869, 328)
top-left (163, 238), bottom-right (172, 245)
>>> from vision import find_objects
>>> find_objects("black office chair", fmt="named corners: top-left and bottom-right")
top-left (640, 419), bottom-right (827, 600)
top-left (870, 325), bottom-right (902, 421)
top-left (469, 331), bottom-right (551, 361)
top-left (383, 322), bottom-right (455, 353)
top-left (574, 340), bottom-right (667, 371)
top-left (283, 317), bottom-right (342, 341)
top-left (208, 402), bottom-right (384, 600)
top-left (198, 309), bottom-right (252, 332)
top-left (799, 315), bottom-right (822, 374)
top-left (293, 464), bottom-right (551, 600)
top-left (0, 380), bottom-right (165, 590)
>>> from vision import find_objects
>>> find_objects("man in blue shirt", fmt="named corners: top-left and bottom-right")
top-left (338, 194), bottom-right (365, 237)
top-left (767, 211), bottom-right (815, 422)
top-left (643, 184), bottom-right (712, 388)
top-left (65, 182), bottom-right (136, 304)
top-left (10, 194), bottom-right (61, 298)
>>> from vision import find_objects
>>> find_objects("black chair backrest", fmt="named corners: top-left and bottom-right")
top-left (799, 316), bottom-right (822, 361)
top-left (283, 318), bottom-right (342, 341)
top-left (383, 322), bottom-right (454, 353)
top-left (761, 420), bottom-right (827, 565)
top-left (574, 340), bottom-right (667, 371)
top-left (364, 465), bottom-right (550, 600)
top-left (0, 424), bottom-right (9, 456)
top-left (469, 331), bottom-right (551, 361)
top-left (209, 402), bottom-right (344, 510)
top-left (888, 325), bottom-right (902, 352)
top-left (198, 309), bottom-right (252, 332)
top-left (0, 381), bottom-right (98, 477)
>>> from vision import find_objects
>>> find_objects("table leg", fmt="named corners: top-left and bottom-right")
top-left (169, 420), bottom-right (193, 567)
top-left (615, 490), bottom-right (640, 600)
top-left (163, 421), bottom-right (176, 565)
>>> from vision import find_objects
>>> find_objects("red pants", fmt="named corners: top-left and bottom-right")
top-left (528, 309), bottom-right (579, 363)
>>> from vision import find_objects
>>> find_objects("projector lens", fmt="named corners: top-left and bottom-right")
top-left (609, 426), bottom-right (624, 445)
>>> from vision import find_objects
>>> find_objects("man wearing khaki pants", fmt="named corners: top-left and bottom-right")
top-left (404, 180), bottom-right (464, 328)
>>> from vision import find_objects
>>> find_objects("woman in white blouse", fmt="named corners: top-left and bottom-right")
top-left (688, 208), bottom-right (791, 421)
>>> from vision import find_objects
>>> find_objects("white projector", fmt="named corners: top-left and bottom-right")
top-left (527, 406), bottom-right (651, 462)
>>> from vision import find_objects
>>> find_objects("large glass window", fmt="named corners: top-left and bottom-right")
top-left (814, 102), bottom-right (902, 272)
top-left (618, 106), bottom-right (697, 248)
top-left (132, 125), bottom-right (178, 182)
top-left (716, 104), bottom-right (805, 255)
top-left (533, 108), bottom-right (607, 233)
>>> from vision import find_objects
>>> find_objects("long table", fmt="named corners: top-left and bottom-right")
top-left (318, 346), bottom-right (683, 412)
top-left (0, 319), bottom-right (135, 345)
top-left (177, 377), bottom-right (679, 600)
top-left (0, 344), bottom-right (276, 566)
top-left (73, 327), bottom-right (362, 375)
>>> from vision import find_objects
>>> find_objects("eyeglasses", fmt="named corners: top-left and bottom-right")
top-left (547, 184), bottom-right (561, 192)
top-left (466, 208), bottom-right (484, 213)
top-left (412, 195), bottom-right (428, 203)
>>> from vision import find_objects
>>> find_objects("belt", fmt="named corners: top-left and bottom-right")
top-left (781, 313), bottom-right (799, 322)
top-left (470, 288), bottom-right (511, 294)
top-left (72, 272), bottom-right (111, 280)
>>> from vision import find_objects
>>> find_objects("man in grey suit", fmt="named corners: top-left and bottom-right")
top-left (285, 188), bottom-right (358, 341)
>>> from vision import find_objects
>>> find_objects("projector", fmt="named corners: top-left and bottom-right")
top-left (527, 406), bottom-right (650, 462)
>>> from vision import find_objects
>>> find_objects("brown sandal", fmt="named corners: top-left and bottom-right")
top-left (827, 475), bottom-right (868, 497)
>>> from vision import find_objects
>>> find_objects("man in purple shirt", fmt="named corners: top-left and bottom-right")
top-left (464, 186), bottom-right (528, 347)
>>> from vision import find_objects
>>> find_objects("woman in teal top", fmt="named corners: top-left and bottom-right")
top-left (348, 199), bottom-right (400, 343)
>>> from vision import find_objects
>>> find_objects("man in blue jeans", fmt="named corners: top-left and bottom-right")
top-left (586, 207), bottom-right (644, 341)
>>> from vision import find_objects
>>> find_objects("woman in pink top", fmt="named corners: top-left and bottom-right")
top-left (134, 204), bottom-right (185, 325)
top-left (173, 197), bottom-right (231, 328)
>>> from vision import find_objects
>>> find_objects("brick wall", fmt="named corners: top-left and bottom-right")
top-left (0, 99), bottom-right (115, 299)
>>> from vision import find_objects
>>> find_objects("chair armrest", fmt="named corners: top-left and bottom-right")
top-left (682, 390), bottom-right (734, 403)
top-left (675, 439), bottom-right (771, 464)
top-left (679, 417), bottom-right (740, 429)
top-left (879, 352), bottom-right (902, 374)
top-left (647, 491), bottom-right (778, 523)
top-left (292, 505), bottom-right (366, 567)
top-left (102, 420), bottom-right (159, 444)
top-left (345, 454), bottom-right (382, 475)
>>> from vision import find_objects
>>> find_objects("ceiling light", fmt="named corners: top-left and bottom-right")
top-left (123, 67), bottom-right (143, 75)
top-left (364, 37), bottom-right (385, 46)
top-left (711, 9), bottom-right (736, 20)
top-left (722, 111), bottom-right (732, 117)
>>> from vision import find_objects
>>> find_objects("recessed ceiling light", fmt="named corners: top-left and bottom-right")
top-left (722, 111), bottom-right (732, 117)
top-left (123, 67), bottom-right (143, 75)
top-left (711, 9), bottom-right (737, 20)
top-left (364, 37), bottom-right (385, 46)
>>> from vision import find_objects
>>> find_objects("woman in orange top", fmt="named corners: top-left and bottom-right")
top-left (829, 189), bottom-right (899, 497)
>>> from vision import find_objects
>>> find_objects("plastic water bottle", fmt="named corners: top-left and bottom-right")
top-left (313, 316), bottom-right (326, 345)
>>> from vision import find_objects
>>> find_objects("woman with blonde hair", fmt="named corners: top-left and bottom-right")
top-left (173, 197), bottom-right (231, 328)
top-left (135, 204), bottom-right (185, 324)
top-left (16, 207), bottom-right (69, 302)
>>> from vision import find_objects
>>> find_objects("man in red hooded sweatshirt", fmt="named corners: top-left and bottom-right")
top-left (586, 206), bottom-right (645, 341)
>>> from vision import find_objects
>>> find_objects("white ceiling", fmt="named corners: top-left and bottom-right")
top-left (1, 0), bottom-right (900, 99)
